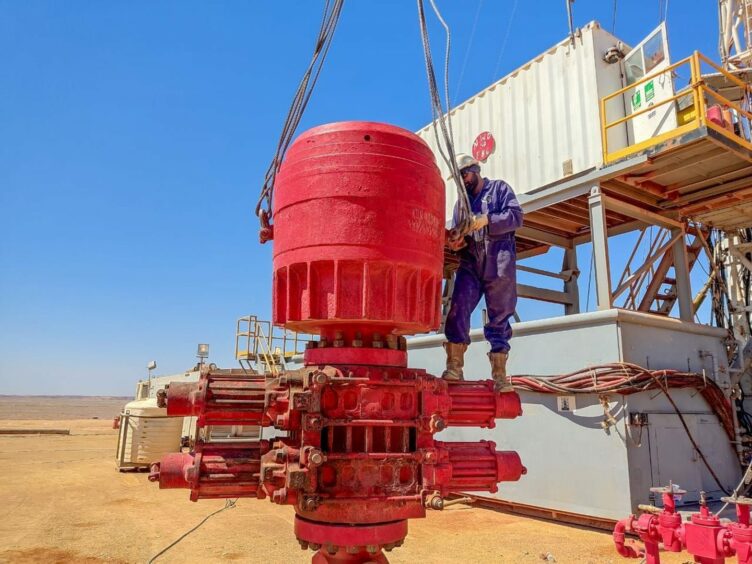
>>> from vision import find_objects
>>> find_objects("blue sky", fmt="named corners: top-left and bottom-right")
top-left (0, 1), bottom-right (722, 395)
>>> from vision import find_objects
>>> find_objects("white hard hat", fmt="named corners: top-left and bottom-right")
top-left (455, 153), bottom-right (479, 171)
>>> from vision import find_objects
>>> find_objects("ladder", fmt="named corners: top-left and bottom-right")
top-left (440, 250), bottom-right (460, 333)
top-left (638, 229), bottom-right (707, 316)
top-left (235, 315), bottom-right (314, 374)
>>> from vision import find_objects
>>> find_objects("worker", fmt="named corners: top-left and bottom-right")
top-left (443, 154), bottom-right (523, 392)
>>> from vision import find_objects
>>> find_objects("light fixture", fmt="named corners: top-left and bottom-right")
top-left (197, 344), bottom-right (209, 359)
top-left (147, 360), bottom-right (157, 397)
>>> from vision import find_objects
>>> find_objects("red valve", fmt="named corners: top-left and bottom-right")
top-left (613, 488), bottom-right (752, 564)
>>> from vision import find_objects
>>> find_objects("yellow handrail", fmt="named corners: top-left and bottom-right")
top-left (690, 53), bottom-right (706, 123)
top-left (605, 91), bottom-right (686, 130)
top-left (601, 55), bottom-right (693, 104)
top-left (600, 50), bottom-right (752, 164)
top-left (697, 52), bottom-right (752, 92)
top-left (235, 314), bottom-right (315, 374)
top-left (255, 322), bottom-right (279, 376)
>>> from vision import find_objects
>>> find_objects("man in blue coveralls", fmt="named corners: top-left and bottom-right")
top-left (443, 154), bottom-right (523, 392)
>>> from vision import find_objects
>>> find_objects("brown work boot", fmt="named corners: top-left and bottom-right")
top-left (441, 342), bottom-right (467, 381)
top-left (489, 351), bottom-right (513, 392)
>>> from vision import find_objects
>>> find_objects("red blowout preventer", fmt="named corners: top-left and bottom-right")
top-left (150, 122), bottom-right (525, 563)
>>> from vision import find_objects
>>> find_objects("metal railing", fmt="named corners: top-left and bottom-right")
top-left (600, 51), bottom-right (752, 164)
top-left (234, 315), bottom-right (315, 374)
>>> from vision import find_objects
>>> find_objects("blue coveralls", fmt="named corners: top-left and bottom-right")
top-left (444, 178), bottom-right (523, 353)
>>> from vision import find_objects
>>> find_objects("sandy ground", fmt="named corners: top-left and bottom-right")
top-left (0, 398), bottom-right (689, 563)
top-left (0, 396), bottom-right (129, 420)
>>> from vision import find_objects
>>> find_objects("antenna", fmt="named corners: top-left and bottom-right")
top-left (566, 0), bottom-right (575, 45)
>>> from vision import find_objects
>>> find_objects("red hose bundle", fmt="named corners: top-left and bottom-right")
top-left (511, 363), bottom-right (734, 440)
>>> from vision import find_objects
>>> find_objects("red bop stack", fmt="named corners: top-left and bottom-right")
top-left (150, 122), bottom-right (525, 563)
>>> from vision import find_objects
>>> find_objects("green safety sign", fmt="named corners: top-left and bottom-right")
top-left (632, 90), bottom-right (642, 110)
top-left (645, 80), bottom-right (655, 102)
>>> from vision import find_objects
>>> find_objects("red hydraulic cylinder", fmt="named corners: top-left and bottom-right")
top-left (150, 441), bottom-right (269, 501)
top-left (431, 441), bottom-right (526, 494)
top-left (444, 380), bottom-right (522, 427)
top-left (161, 373), bottom-right (267, 426)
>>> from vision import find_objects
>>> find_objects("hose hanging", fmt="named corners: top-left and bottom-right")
top-left (255, 0), bottom-right (345, 243)
top-left (416, 0), bottom-right (473, 239)
top-left (511, 363), bottom-right (734, 442)
top-left (512, 362), bottom-right (734, 494)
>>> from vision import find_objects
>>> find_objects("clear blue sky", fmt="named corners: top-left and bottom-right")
top-left (0, 1), bottom-right (721, 395)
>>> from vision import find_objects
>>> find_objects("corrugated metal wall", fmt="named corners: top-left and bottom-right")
top-left (416, 22), bottom-right (628, 221)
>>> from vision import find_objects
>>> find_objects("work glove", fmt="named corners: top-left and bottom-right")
top-left (469, 214), bottom-right (489, 232)
top-left (445, 228), bottom-right (467, 252)
top-left (446, 237), bottom-right (467, 252)
top-left (443, 247), bottom-right (460, 276)
top-left (444, 229), bottom-right (465, 276)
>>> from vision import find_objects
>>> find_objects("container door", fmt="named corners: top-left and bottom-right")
top-left (694, 414), bottom-right (738, 501)
top-left (647, 413), bottom-right (702, 505)
top-left (622, 23), bottom-right (677, 145)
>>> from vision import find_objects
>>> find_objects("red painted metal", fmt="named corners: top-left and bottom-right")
top-left (295, 517), bottom-right (407, 563)
top-left (151, 441), bottom-right (270, 501)
top-left (611, 487), bottom-right (683, 564)
top-left (614, 517), bottom-right (643, 559)
top-left (271, 122), bottom-right (445, 340)
top-left (684, 506), bottom-right (727, 563)
top-left (150, 122), bottom-right (524, 563)
top-left (613, 488), bottom-right (752, 563)
top-left (304, 346), bottom-right (408, 368)
top-left (725, 501), bottom-right (752, 564)
top-left (428, 441), bottom-right (525, 494)
top-left (472, 131), bottom-right (495, 162)
top-left (161, 375), bottom-right (268, 426)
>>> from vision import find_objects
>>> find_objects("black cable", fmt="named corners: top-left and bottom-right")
top-left (743, 228), bottom-right (752, 335)
top-left (416, 0), bottom-right (472, 236)
top-left (707, 227), bottom-right (748, 367)
top-left (737, 389), bottom-right (752, 436)
top-left (255, 0), bottom-right (345, 226)
top-left (148, 499), bottom-right (238, 563)
top-left (648, 372), bottom-right (731, 495)
top-left (513, 364), bottom-right (733, 494)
